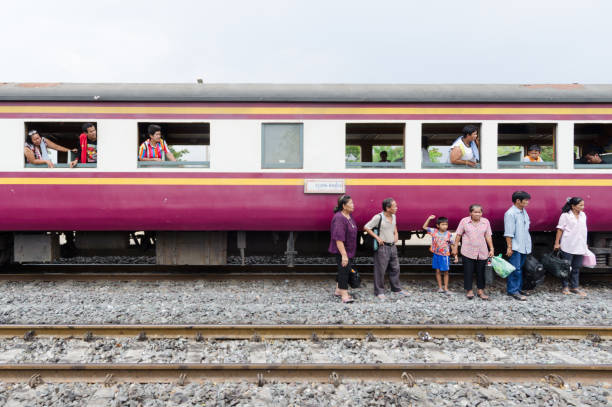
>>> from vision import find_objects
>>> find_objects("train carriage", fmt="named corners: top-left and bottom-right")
top-left (0, 83), bottom-right (611, 264)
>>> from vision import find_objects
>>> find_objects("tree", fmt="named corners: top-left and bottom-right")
top-left (428, 147), bottom-right (442, 163)
top-left (169, 146), bottom-right (189, 161)
top-left (373, 146), bottom-right (404, 162)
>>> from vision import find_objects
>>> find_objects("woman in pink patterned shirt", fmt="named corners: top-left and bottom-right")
top-left (452, 204), bottom-right (495, 300)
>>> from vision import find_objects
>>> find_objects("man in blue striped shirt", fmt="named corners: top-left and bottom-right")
top-left (504, 191), bottom-right (532, 301)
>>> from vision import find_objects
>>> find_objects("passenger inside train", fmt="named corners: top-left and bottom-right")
top-left (24, 130), bottom-right (77, 169)
top-left (523, 145), bottom-right (543, 162)
top-left (70, 123), bottom-right (97, 168)
top-left (448, 125), bottom-right (479, 167)
top-left (497, 124), bottom-right (555, 169)
top-left (138, 124), bottom-right (176, 162)
top-left (137, 122), bottom-right (210, 168)
top-left (574, 124), bottom-right (612, 167)
top-left (421, 123), bottom-right (481, 168)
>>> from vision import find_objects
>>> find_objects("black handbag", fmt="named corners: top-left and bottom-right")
top-left (363, 214), bottom-right (383, 252)
top-left (523, 254), bottom-right (546, 290)
top-left (541, 251), bottom-right (570, 279)
top-left (484, 258), bottom-right (494, 285)
top-left (348, 268), bottom-right (362, 289)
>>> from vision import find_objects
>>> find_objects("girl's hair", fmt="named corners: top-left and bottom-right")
top-left (469, 204), bottom-right (483, 213)
top-left (334, 195), bottom-right (352, 213)
top-left (561, 197), bottom-right (583, 214)
top-left (25, 130), bottom-right (39, 145)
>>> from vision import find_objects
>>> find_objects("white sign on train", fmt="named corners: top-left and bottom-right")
top-left (303, 179), bottom-right (346, 194)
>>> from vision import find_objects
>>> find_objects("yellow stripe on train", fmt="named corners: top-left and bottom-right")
top-left (0, 178), bottom-right (611, 187)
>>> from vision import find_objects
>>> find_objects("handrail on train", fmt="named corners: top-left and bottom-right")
top-left (346, 162), bottom-right (404, 169)
top-left (498, 161), bottom-right (556, 169)
top-left (137, 161), bottom-right (210, 168)
top-left (422, 162), bottom-right (482, 169)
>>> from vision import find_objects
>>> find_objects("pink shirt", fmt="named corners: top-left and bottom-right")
top-left (556, 211), bottom-right (588, 255)
top-left (456, 216), bottom-right (492, 260)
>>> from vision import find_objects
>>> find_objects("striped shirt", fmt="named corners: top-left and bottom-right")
top-left (139, 140), bottom-right (170, 160)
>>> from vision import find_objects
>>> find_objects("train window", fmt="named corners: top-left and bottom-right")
top-left (574, 124), bottom-right (612, 168)
top-left (24, 122), bottom-right (98, 168)
top-left (497, 123), bottom-right (556, 169)
top-left (261, 123), bottom-right (303, 169)
top-left (345, 123), bottom-right (404, 169)
top-left (137, 122), bottom-right (210, 168)
top-left (421, 123), bottom-right (482, 169)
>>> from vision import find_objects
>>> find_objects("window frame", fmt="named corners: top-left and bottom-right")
top-left (23, 121), bottom-right (99, 169)
top-left (261, 123), bottom-right (304, 169)
top-left (135, 122), bottom-right (211, 169)
top-left (496, 122), bottom-right (558, 170)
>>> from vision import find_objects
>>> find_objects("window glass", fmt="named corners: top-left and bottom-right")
top-left (574, 124), bottom-right (612, 168)
top-left (262, 123), bottom-right (303, 169)
top-left (421, 123), bottom-right (481, 169)
top-left (497, 123), bottom-right (556, 169)
top-left (24, 122), bottom-right (98, 168)
top-left (346, 123), bottom-right (404, 168)
top-left (137, 122), bottom-right (209, 168)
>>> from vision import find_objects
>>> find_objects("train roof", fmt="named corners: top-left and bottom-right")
top-left (1, 83), bottom-right (612, 103)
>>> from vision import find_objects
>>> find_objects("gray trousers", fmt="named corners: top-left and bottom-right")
top-left (373, 245), bottom-right (402, 295)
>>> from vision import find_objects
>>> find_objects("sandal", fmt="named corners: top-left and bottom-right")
top-left (508, 293), bottom-right (526, 301)
top-left (342, 297), bottom-right (355, 304)
top-left (466, 293), bottom-right (475, 300)
top-left (562, 288), bottom-right (571, 295)
top-left (478, 293), bottom-right (490, 301)
top-left (570, 288), bottom-right (587, 297)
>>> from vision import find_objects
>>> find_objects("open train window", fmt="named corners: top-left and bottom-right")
top-left (137, 122), bottom-right (210, 168)
top-left (574, 124), bottom-right (612, 169)
top-left (261, 123), bottom-right (303, 169)
top-left (24, 122), bottom-right (98, 168)
top-left (421, 123), bottom-right (482, 169)
top-left (497, 123), bottom-right (556, 169)
top-left (345, 123), bottom-right (404, 169)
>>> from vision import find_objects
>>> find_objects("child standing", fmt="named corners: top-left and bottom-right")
top-left (423, 215), bottom-right (455, 293)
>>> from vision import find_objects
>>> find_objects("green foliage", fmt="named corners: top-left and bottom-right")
top-left (345, 145), bottom-right (361, 162)
top-left (428, 147), bottom-right (442, 163)
top-left (541, 146), bottom-right (554, 162)
top-left (373, 145), bottom-right (404, 162)
top-left (497, 146), bottom-right (522, 157)
top-left (169, 146), bottom-right (189, 162)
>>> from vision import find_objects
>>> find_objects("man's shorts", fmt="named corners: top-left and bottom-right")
top-left (432, 254), bottom-right (450, 271)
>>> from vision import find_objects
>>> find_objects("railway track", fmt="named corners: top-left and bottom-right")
top-left (0, 324), bottom-right (609, 386)
top-left (1, 363), bottom-right (610, 385)
top-left (1, 263), bottom-right (611, 282)
top-left (1, 324), bottom-right (610, 340)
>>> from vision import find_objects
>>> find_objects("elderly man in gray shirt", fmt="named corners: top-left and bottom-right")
top-left (504, 191), bottom-right (532, 301)
top-left (364, 198), bottom-right (408, 299)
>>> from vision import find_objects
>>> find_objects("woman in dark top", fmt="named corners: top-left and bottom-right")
top-left (329, 195), bottom-right (358, 303)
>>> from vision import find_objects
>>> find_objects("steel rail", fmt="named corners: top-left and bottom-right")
top-left (0, 263), bottom-right (610, 282)
top-left (1, 324), bottom-right (610, 340)
top-left (1, 363), bottom-right (610, 385)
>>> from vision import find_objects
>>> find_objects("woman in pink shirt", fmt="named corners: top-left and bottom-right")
top-left (554, 197), bottom-right (588, 296)
top-left (452, 204), bottom-right (495, 300)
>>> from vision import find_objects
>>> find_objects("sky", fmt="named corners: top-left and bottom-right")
top-left (2, 0), bottom-right (612, 84)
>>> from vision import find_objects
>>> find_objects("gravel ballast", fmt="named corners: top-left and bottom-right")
top-left (0, 278), bottom-right (609, 326)
top-left (0, 337), bottom-right (608, 365)
top-left (0, 381), bottom-right (610, 406)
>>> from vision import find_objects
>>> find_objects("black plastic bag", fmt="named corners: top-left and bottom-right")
top-left (541, 251), bottom-right (570, 279)
top-left (523, 254), bottom-right (545, 290)
top-left (348, 268), bottom-right (362, 289)
top-left (484, 258), bottom-right (494, 286)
